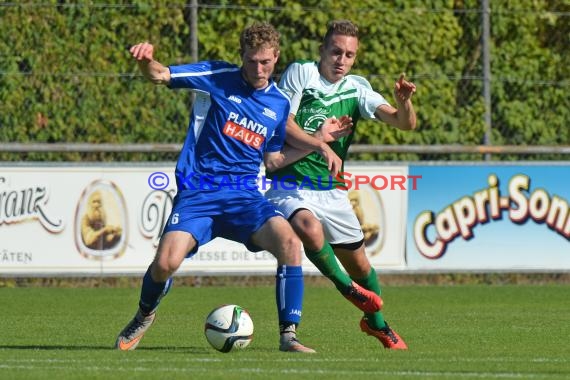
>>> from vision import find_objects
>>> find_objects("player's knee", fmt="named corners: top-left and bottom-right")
top-left (153, 255), bottom-right (181, 280)
top-left (285, 233), bottom-right (302, 256)
top-left (301, 234), bottom-right (323, 251)
top-left (293, 219), bottom-right (323, 250)
top-left (151, 261), bottom-right (172, 281)
top-left (278, 233), bottom-right (302, 265)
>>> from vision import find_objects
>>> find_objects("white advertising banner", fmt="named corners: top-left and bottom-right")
top-left (0, 164), bottom-right (407, 276)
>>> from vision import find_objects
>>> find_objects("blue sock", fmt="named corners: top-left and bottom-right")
top-left (275, 265), bottom-right (303, 326)
top-left (139, 267), bottom-right (173, 314)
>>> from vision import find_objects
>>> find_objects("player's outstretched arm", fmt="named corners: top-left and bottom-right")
top-left (375, 73), bottom-right (417, 130)
top-left (129, 42), bottom-right (171, 85)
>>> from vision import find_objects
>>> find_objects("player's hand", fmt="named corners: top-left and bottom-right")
top-left (315, 115), bottom-right (353, 142)
top-left (394, 73), bottom-right (416, 103)
top-left (318, 144), bottom-right (342, 177)
top-left (129, 42), bottom-right (155, 62)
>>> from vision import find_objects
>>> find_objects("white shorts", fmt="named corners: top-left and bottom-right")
top-left (265, 187), bottom-right (364, 245)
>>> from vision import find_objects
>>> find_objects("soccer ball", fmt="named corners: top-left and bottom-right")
top-left (204, 304), bottom-right (254, 352)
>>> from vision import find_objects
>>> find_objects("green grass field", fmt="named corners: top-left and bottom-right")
top-left (1, 283), bottom-right (569, 379)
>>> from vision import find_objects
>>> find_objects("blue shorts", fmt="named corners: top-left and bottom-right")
top-left (162, 188), bottom-right (284, 255)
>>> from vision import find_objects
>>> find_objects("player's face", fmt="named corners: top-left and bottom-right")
top-left (319, 34), bottom-right (358, 83)
top-left (241, 46), bottom-right (279, 89)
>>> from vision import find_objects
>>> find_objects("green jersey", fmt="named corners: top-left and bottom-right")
top-left (269, 60), bottom-right (389, 189)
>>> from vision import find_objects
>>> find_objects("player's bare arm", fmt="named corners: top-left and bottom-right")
top-left (375, 73), bottom-right (417, 131)
top-left (263, 151), bottom-right (287, 173)
top-left (281, 115), bottom-right (348, 175)
top-left (265, 116), bottom-right (352, 175)
top-left (263, 144), bottom-right (317, 174)
top-left (129, 42), bottom-right (171, 85)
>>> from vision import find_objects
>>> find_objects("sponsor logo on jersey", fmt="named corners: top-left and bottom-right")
top-left (223, 112), bottom-right (267, 149)
top-left (223, 121), bottom-right (265, 149)
top-left (227, 112), bottom-right (268, 136)
top-left (262, 107), bottom-right (277, 120)
top-left (228, 95), bottom-right (242, 104)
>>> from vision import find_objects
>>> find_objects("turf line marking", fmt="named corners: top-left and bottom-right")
top-left (0, 364), bottom-right (560, 378)
top-left (1, 356), bottom-right (567, 364)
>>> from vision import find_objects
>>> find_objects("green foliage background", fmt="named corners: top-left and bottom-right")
top-left (0, 1), bottom-right (568, 161)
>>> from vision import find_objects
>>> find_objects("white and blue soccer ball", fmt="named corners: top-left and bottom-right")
top-left (204, 304), bottom-right (254, 352)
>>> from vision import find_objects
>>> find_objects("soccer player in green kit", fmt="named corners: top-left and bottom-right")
top-left (265, 20), bottom-right (417, 349)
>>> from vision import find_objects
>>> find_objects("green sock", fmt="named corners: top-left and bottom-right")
top-left (305, 242), bottom-right (352, 291)
top-left (353, 267), bottom-right (387, 329)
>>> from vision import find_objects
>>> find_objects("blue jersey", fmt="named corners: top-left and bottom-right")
top-left (168, 61), bottom-right (290, 191)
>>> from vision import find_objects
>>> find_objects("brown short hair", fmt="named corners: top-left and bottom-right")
top-left (240, 22), bottom-right (280, 53)
top-left (323, 20), bottom-right (359, 46)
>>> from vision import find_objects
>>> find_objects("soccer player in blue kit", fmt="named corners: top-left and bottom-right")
top-left (115, 22), bottom-right (345, 353)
